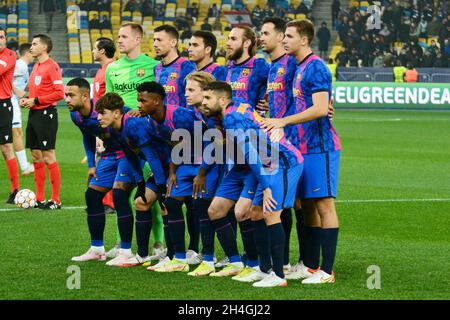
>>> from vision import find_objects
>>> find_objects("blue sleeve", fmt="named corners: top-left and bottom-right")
top-left (256, 59), bottom-right (270, 102)
top-left (228, 113), bottom-right (270, 189)
top-left (307, 60), bottom-right (332, 94)
top-left (173, 107), bottom-right (198, 132)
top-left (126, 118), bottom-right (152, 147)
top-left (200, 117), bottom-right (217, 171)
top-left (123, 146), bottom-right (145, 182)
top-left (82, 131), bottom-right (96, 168)
top-left (179, 61), bottom-right (196, 108)
top-left (139, 144), bottom-right (166, 185)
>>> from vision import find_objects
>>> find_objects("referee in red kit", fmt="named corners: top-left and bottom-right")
top-left (20, 34), bottom-right (64, 210)
top-left (0, 27), bottom-right (20, 204)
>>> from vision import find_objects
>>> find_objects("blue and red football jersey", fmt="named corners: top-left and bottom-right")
top-left (70, 102), bottom-right (125, 168)
top-left (226, 57), bottom-right (270, 108)
top-left (292, 53), bottom-right (341, 154)
top-left (154, 56), bottom-right (196, 108)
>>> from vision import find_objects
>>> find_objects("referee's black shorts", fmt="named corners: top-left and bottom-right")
top-left (0, 98), bottom-right (13, 144)
top-left (26, 106), bottom-right (58, 150)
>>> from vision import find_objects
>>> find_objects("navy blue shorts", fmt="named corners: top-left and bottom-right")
top-left (253, 164), bottom-right (303, 211)
top-left (215, 167), bottom-right (258, 202)
top-left (167, 164), bottom-right (221, 198)
top-left (297, 151), bottom-right (340, 199)
top-left (89, 157), bottom-right (138, 189)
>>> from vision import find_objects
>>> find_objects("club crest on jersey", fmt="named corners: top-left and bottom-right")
top-left (277, 68), bottom-right (285, 77)
top-left (296, 73), bottom-right (302, 83)
top-left (241, 68), bottom-right (250, 77)
top-left (169, 72), bottom-right (178, 80)
top-left (95, 82), bottom-right (100, 92)
top-left (137, 69), bottom-right (145, 77)
top-left (34, 76), bottom-right (42, 86)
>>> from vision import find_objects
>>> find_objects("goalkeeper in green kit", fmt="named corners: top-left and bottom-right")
top-left (104, 22), bottom-right (166, 261)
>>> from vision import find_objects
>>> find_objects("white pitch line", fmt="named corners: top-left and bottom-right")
top-left (336, 198), bottom-right (450, 203)
top-left (0, 206), bottom-right (84, 212)
top-left (337, 117), bottom-right (450, 122)
top-left (1, 198), bottom-right (450, 212)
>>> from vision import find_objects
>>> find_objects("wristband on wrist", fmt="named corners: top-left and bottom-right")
top-left (34, 97), bottom-right (39, 105)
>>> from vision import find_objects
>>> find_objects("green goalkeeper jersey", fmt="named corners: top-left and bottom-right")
top-left (105, 54), bottom-right (160, 109)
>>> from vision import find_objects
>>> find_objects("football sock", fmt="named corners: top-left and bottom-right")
top-left (239, 219), bottom-right (258, 265)
top-left (85, 188), bottom-right (106, 246)
top-left (303, 226), bottom-right (321, 269)
top-left (135, 210), bottom-right (153, 257)
top-left (47, 161), bottom-right (61, 203)
top-left (162, 215), bottom-right (174, 259)
top-left (281, 208), bottom-right (292, 265)
top-left (15, 150), bottom-right (28, 171)
top-left (6, 158), bottom-right (19, 192)
top-left (252, 219), bottom-right (271, 273)
top-left (165, 198), bottom-right (186, 259)
top-left (227, 208), bottom-right (238, 236)
top-left (151, 202), bottom-right (164, 244)
top-left (321, 228), bottom-right (339, 275)
top-left (295, 209), bottom-right (305, 261)
top-left (268, 223), bottom-right (285, 279)
top-left (184, 197), bottom-right (200, 252)
top-left (194, 198), bottom-right (214, 257)
top-left (211, 216), bottom-right (240, 262)
top-left (33, 162), bottom-right (46, 201)
top-left (112, 189), bottom-right (133, 249)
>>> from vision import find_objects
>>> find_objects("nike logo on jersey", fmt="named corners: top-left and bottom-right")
top-left (120, 173), bottom-right (127, 177)
top-left (248, 191), bottom-right (255, 194)
top-left (312, 188), bottom-right (320, 193)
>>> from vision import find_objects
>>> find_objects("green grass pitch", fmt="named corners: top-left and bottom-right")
top-left (0, 108), bottom-right (449, 300)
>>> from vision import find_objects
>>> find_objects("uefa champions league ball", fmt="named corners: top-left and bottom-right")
top-left (14, 189), bottom-right (37, 209)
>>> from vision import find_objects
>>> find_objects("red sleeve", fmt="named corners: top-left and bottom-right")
top-left (0, 50), bottom-right (16, 76)
top-left (36, 63), bottom-right (65, 105)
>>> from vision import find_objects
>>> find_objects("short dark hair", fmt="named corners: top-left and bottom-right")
top-left (286, 19), bottom-right (315, 45)
top-left (96, 37), bottom-right (116, 58)
top-left (19, 43), bottom-right (31, 56)
top-left (203, 81), bottom-right (232, 100)
top-left (0, 27), bottom-right (6, 37)
top-left (192, 30), bottom-right (217, 56)
top-left (67, 77), bottom-right (91, 92)
top-left (33, 34), bottom-right (53, 53)
top-left (262, 17), bottom-right (287, 33)
top-left (95, 93), bottom-right (124, 114)
top-left (137, 81), bottom-right (167, 100)
top-left (154, 24), bottom-right (179, 40)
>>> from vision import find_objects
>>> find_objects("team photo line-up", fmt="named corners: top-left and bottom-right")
top-left (1, 17), bottom-right (341, 288)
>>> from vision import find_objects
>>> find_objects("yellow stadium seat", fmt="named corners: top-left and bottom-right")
top-left (296, 13), bottom-right (306, 20)
top-left (216, 56), bottom-right (226, 66)
top-left (351, 1), bottom-right (360, 7)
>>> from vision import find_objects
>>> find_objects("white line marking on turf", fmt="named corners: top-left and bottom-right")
top-left (0, 206), bottom-right (84, 212)
top-left (338, 117), bottom-right (450, 122)
top-left (1, 199), bottom-right (450, 212)
top-left (336, 198), bottom-right (450, 203)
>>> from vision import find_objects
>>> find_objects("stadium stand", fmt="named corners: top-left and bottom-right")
top-left (62, 0), bottom-right (449, 82)
top-left (331, 0), bottom-right (449, 68)
top-left (66, 0), bottom-right (317, 63)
